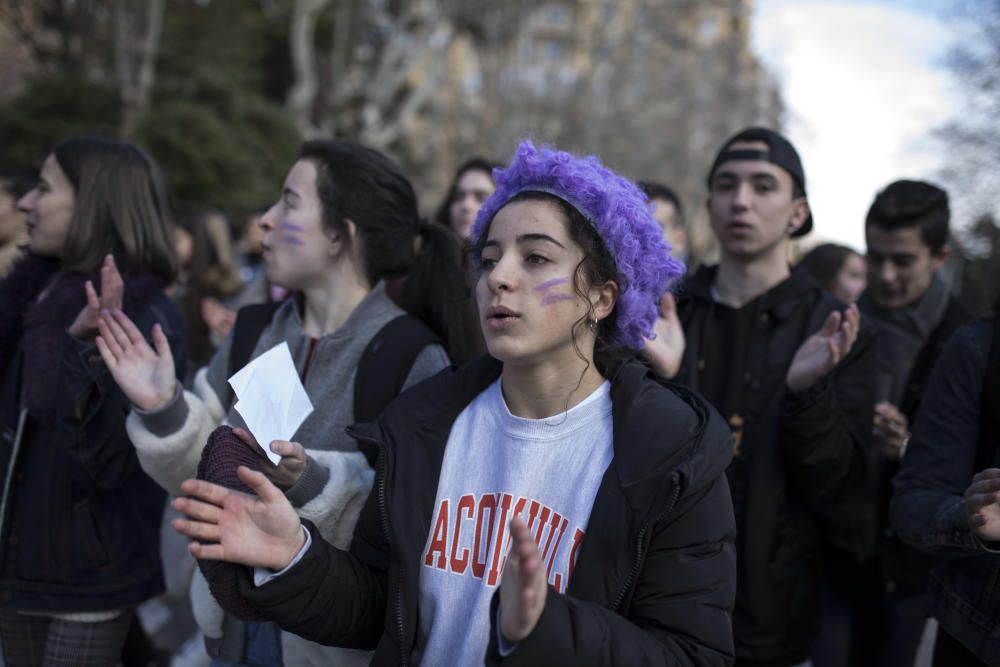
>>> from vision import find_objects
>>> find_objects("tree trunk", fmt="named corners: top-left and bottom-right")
top-left (286, 0), bottom-right (332, 136)
top-left (117, 0), bottom-right (165, 139)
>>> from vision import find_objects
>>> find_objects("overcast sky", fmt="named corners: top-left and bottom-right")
top-left (751, 0), bottom-right (960, 251)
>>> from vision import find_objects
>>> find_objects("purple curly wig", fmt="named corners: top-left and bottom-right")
top-left (470, 140), bottom-right (685, 350)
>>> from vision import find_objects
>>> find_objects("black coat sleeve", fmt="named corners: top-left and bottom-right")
top-left (56, 297), bottom-right (187, 490)
top-left (779, 314), bottom-right (877, 513)
top-left (239, 489), bottom-right (389, 649)
top-left (486, 474), bottom-right (737, 666)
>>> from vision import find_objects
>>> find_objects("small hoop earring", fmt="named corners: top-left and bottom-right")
top-left (589, 317), bottom-right (598, 332)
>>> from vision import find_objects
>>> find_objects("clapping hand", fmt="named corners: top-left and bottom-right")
top-left (641, 292), bottom-right (686, 379)
top-left (499, 518), bottom-right (548, 643)
top-left (95, 308), bottom-right (177, 411)
top-left (172, 467), bottom-right (306, 570)
top-left (69, 254), bottom-right (123, 340)
top-left (786, 304), bottom-right (860, 392)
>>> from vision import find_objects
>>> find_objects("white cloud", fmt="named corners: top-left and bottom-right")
top-left (752, 0), bottom-right (958, 250)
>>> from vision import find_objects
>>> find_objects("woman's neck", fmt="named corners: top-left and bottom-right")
top-left (500, 353), bottom-right (606, 420)
top-left (300, 269), bottom-right (371, 338)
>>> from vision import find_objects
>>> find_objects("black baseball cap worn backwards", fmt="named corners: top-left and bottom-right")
top-left (708, 126), bottom-right (813, 237)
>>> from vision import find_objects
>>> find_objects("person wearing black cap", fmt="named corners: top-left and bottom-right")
top-left (644, 126), bottom-right (877, 666)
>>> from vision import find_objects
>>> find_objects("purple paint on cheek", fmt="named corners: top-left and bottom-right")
top-left (541, 293), bottom-right (575, 305)
top-left (534, 277), bottom-right (568, 292)
top-left (280, 235), bottom-right (305, 246)
top-left (278, 222), bottom-right (307, 233)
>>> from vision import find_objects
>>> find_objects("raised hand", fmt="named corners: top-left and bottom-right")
top-left (172, 466), bottom-right (306, 571)
top-left (232, 427), bottom-right (308, 490)
top-left (786, 303), bottom-right (860, 393)
top-left (641, 292), bottom-right (686, 379)
top-left (96, 309), bottom-right (176, 411)
top-left (499, 518), bottom-right (547, 643)
top-left (69, 254), bottom-right (124, 339)
top-left (873, 401), bottom-right (910, 459)
top-left (965, 468), bottom-right (1000, 543)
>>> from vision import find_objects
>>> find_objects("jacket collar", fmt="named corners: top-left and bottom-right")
top-left (681, 263), bottom-right (821, 323)
top-left (360, 354), bottom-right (731, 515)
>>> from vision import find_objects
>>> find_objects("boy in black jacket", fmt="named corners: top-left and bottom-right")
top-left (818, 180), bottom-right (967, 667)
top-left (644, 127), bottom-right (877, 666)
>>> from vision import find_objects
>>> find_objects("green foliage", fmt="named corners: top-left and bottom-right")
top-left (0, 73), bottom-right (120, 166)
top-left (134, 94), bottom-right (301, 213)
top-left (155, 0), bottom-right (292, 105)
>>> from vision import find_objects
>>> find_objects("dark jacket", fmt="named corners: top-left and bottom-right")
top-left (674, 265), bottom-right (877, 666)
top-left (0, 292), bottom-right (186, 611)
top-left (891, 321), bottom-right (1000, 666)
top-left (239, 355), bottom-right (738, 665)
top-left (864, 296), bottom-right (968, 596)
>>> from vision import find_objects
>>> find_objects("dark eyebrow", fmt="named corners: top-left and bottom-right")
top-left (282, 187), bottom-right (300, 200)
top-left (517, 233), bottom-right (565, 248)
top-left (481, 233), bottom-right (567, 250)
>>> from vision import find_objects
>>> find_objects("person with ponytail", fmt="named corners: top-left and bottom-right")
top-left (94, 140), bottom-right (474, 666)
top-left (170, 140), bottom-right (737, 665)
top-left (0, 136), bottom-right (186, 665)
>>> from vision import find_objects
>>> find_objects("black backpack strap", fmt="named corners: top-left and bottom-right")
top-left (976, 320), bottom-right (1000, 472)
top-left (354, 315), bottom-right (441, 465)
top-left (225, 301), bottom-right (282, 408)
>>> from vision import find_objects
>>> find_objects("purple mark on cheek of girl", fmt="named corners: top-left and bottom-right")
top-left (278, 222), bottom-right (307, 233)
top-left (541, 293), bottom-right (575, 306)
top-left (534, 277), bottom-right (568, 292)
top-left (279, 235), bottom-right (305, 246)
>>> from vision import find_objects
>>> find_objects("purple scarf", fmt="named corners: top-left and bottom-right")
top-left (0, 253), bottom-right (167, 421)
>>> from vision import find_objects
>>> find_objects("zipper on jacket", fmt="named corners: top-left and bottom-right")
top-left (612, 472), bottom-right (683, 612)
top-left (0, 408), bottom-right (28, 548)
top-left (374, 440), bottom-right (408, 667)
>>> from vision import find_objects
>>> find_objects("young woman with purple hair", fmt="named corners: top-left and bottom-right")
top-left (171, 141), bottom-right (737, 665)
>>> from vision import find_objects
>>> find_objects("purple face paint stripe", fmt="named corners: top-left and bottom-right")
top-left (278, 222), bottom-right (307, 232)
top-left (280, 235), bottom-right (305, 246)
top-left (541, 293), bottom-right (575, 305)
top-left (534, 277), bottom-right (568, 292)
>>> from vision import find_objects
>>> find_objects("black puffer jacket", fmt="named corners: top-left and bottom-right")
top-left (239, 356), bottom-right (738, 665)
top-left (675, 265), bottom-right (877, 666)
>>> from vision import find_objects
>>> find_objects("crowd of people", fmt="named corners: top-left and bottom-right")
top-left (0, 125), bottom-right (996, 667)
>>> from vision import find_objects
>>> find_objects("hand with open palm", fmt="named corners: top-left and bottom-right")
top-left (96, 308), bottom-right (177, 411)
top-left (786, 304), bottom-right (860, 393)
top-left (172, 466), bottom-right (306, 571)
top-left (965, 468), bottom-right (1000, 543)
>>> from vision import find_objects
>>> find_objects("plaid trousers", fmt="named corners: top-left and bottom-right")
top-left (0, 609), bottom-right (131, 666)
